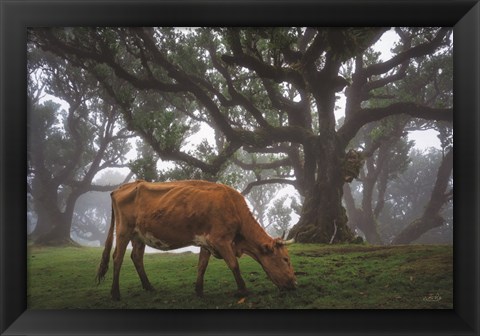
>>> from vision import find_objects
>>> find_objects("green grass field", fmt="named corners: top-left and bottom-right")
top-left (27, 244), bottom-right (452, 309)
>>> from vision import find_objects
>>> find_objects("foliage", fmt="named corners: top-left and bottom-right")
top-left (72, 170), bottom-right (130, 245)
top-left (129, 140), bottom-right (159, 182)
top-left (30, 27), bottom-right (453, 243)
top-left (266, 196), bottom-right (292, 237)
top-left (342, 32), bottom-right (453, 244)
top-left (219, 148), bottom-right (298, 230)
top-left (436, 121), bottom-right (453, 153)
top-left (28, 244), bottom-right (452, 309)
top-left (72, 191), bottom-right (111, 245)
top-left (27, 46), bottom-right (133, 244)
top-left (378, 148), bottom-right (452, 243)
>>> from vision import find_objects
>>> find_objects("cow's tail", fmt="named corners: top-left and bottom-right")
top-left (96, 204), bottom-right (115, 285)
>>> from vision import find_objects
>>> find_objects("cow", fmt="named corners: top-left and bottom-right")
top-left (96, 180), bottom-right (297, 300)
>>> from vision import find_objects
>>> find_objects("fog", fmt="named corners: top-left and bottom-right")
top-left (27, 27), bottom-right (452, 249)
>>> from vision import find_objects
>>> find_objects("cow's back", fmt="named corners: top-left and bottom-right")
top-left (131, 180), bottom-right (241, 249)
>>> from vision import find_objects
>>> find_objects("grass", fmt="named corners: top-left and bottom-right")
top-left (27, 244), bottom-right (452, 309)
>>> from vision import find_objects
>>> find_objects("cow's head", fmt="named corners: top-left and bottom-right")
top-left (234, 234), bottom-right (296, 291)
top-left (257, 237), bottom-right (297, 290)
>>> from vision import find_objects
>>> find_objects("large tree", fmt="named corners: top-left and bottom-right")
top-left (72, 170), bottom-right (132, 245)
top-left (343, 116), bottom-right (413, 244)
top-left (392, 146), bottom-right (453, 244)
top-left (382, 147), bottom-right (453, 243)
top-left (27, 48), bottom-right (133, 245)
top-left (31, 27), bottom-right (453, 243)
top-left (343, 30), bottom-right (453, 244)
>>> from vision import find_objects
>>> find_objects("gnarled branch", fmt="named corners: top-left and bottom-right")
top-left (338, 102), bottom-right (452, 145)
top-left (241, 178), bottom-right (297, 196)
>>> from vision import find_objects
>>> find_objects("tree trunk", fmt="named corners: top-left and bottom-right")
top-left (30, 181), bottom-right (58, 238)
top-left (289, 140), bottom-right (355, 243)
top-left (31, 208), bottom-right (59, 238)
top-left (392, 149), bottom-right (453, 244)
top-left (293, 186), bottom-right (354, 243)
top-left (343, 183), bottom-right (361, 232)
top-left (35, 214), bottom-right (74, 245)
top-left (356, 212), bottom-right (382, 244)
top-left (344, 192), bottom-right (383, 244)
top-left (344, 189), bottom-right (383, 244)
top-left (358, 176), bottom-right (383, 244)
top-left (343, 166), bottom-right (384, 244)
top-left (35, 206), bottom-right (77, 246)
top-left (34, 188), bottom-right (82, 246)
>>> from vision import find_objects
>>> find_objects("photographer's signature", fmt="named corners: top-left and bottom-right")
top-left (423, 293), bottom-right (442, 302)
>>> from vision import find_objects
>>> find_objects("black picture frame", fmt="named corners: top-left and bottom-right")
top-left (1, 0), bottom-right (478, 335)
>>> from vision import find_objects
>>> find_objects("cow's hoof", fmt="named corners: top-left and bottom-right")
top-left (144, 285), bottom-right (155, 291)
top-left (195, 284), bottom-right (204, 297)
top-left (234, 289), bottom-right (250, 298)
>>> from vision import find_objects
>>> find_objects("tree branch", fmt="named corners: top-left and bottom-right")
top-left (241, 179), bottom-right (297, 196)
top-left (84, 184), bottom-right (123, 192)
top-left (364, 62), bottom-right (408, 93)
top-left (362, 28), bottom-right (451, 78)
top-left (301, 30), bottom-right (327, 67)
top-left (233, 157), bottom-right (292, 171)
top-left (338, 102), bottom-right (452, 145)
top-left (36, 28), bottom-right (184, 93)
top-left (222, 29), bottom-right (305, 89)
top-left (242, 143), bottom-right (291, 154)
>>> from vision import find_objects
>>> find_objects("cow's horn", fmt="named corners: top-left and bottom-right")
top-left (277, 238), bottom-right (295, 245)
top-left (281, 231), bottom-right (286, 240)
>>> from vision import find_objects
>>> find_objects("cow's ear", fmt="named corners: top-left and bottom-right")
top-left (261, 243), bottom-right (274, 254)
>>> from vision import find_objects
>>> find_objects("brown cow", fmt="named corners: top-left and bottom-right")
top-left (96, 180), bottom-right (296, 300)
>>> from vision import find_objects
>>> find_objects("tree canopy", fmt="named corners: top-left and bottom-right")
top-left (29, 27), bottom-right (453, 244)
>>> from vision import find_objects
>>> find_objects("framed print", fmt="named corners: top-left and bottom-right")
top-left (1, 0), bottom-right (479, 335)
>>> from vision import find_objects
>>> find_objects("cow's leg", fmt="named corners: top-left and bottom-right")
top-left (131, 239), bottom-right (154, 291)
top-left (215, 243), bottom-right (248, 297)
top-left (111, 234), bottom-right (130, 301)
top-left (195, 247), bottom-right (211, 297)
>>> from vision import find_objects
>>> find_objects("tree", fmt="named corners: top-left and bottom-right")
top-left (129, 139), bottom-right (160, 182)
top-left (229, 148), bottom-right (294, 228)
top-left (392, 143), bottom-right (453, 244)
top-left (392, 149), bottom-right (452, 244)
top-left (31, 27), bottom-right (453, 243)
top-left (72, 170), bottom-right (132, 245)
top-left (377, 148), bottom-right (453, 243)
top-left (342, 28), bottom-right (453, 244)
top-left (27, 47), bottom-right (133, 245)
top-left (266, 196), bottom-right (293, 237)
top-left (343, 116), bottom-right (413, 244)
top-left (72, 190), bottom-right (111, 245)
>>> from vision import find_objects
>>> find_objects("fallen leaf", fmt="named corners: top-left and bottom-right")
top-left (237, 297), bottom-right (246, 304)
